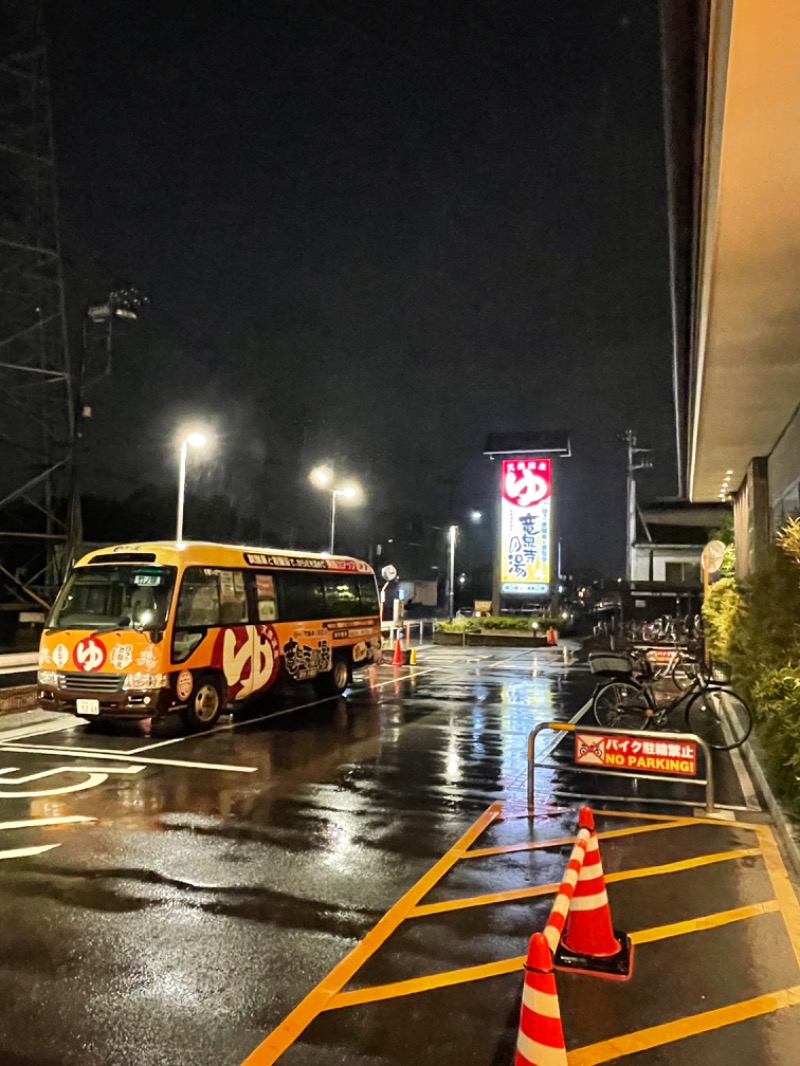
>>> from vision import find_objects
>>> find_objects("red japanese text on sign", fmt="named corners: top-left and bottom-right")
top-left (574, 732), bottom-right (697, 776)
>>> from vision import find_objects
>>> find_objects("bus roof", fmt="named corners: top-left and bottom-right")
top-left (76, 541), bottom-right (375, 575)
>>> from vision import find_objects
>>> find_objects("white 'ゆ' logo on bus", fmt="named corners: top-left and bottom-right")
top-left (74, 636), bottom-right (107, 672)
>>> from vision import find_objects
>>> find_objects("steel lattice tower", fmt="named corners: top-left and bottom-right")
top-left (0, 0), bottom-right (73, 607)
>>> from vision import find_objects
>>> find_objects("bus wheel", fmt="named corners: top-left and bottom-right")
top-left (181, 674), bottom-right (224, 732)
top-left (314, 655), bottom-right (351, 698)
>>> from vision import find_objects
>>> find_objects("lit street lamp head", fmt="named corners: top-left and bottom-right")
top-left (185, 431), bottom-right (206, 449)
top-left (310, 468), bottom-right (364, 552)
top-left (310, 465), bottom-right (333, 487)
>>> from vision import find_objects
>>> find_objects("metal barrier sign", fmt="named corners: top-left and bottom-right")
top-left (574, 733), bottom-right (697, 776)
top-left (528, 722), bottom-right (715, 815)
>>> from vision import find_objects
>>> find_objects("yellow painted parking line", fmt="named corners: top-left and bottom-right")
top-left (757, 824), bottom-right (800, 972)
top-left (631, 900), bottom-right (781, 945)
top-left (568, 984), bottom-right (800, 1066)
top-left (463, 818), bottom-right (697, 859)
top-left (327, 955), bottom-right (527, 1010)
top-left (590, 807), bottom-right (764, 830)
top-left (410, 847), bottom-right (762, 917)
top-left (240, 802), bottom-right (503, 1066)
top-left (323, 902), bottom-right (782, 1012)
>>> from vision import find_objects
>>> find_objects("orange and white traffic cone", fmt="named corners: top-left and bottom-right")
top-left (515, 932), bottom-right (567, 1066)
top-left (554, 807), bottom-right (634, 980)
top-left (392, 636), bottom-right (403, 666)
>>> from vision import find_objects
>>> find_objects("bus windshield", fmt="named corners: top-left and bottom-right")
top-left (47, 565), bottom-right (176, 631)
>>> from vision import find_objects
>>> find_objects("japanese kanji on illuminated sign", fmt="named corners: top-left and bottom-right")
top-left (574, 732), bottom-right (697, 776)
top-left (500, 457), bottom-right (552, 595)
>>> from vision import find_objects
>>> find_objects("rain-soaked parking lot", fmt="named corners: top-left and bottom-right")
top-left (0, 645), bottom-right (799, 1066)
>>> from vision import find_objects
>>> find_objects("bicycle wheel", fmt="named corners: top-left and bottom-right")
top-left (685, 687), bottom-right (753, 750)
top-left (671, 656), bottom-right (699, 691)
top-left (592, 681), bottom-right (651, 730)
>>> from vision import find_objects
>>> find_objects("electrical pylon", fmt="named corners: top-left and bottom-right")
top-left (0, 0), bottom-right (73, 608)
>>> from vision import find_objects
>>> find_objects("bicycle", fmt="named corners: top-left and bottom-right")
top-left (589, 650), bottom-right (752, 751)
top-left (631, 641), bottom-right (704, 691)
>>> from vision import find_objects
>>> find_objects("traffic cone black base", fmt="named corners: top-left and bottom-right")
top-left (553, 929), bottom-right (634, 981)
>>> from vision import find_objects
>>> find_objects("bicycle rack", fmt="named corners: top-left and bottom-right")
top-left (527, 721), bottom-right (716, 816)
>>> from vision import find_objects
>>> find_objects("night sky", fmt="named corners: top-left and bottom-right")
top-left (47, 0), bottom-right (675, 576)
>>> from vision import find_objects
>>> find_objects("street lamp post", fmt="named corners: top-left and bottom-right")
top-left (328, 486), bottom-right (357, 553)
top-left (176, 431), bottom-right (208, 542)
top-left (310, 466), bottom-right (362, 553)
top-left (448, 524), bottom-right (457, 620)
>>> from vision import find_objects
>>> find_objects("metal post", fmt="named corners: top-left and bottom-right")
top-left (448, 524), bottom-right (457, 620)
top-left (329, 491), bottom-right (337, 553)
top-left (176, 439), bottom-right (188, 542)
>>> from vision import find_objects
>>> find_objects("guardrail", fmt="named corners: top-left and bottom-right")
top-left (380, 618), bottom-right (436, 646)
top-left (527, 721), bottom-right (715, 815)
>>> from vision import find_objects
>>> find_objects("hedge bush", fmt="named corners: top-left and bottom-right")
top-left (436, 615), bottom-right (561, 634)
top-left (701, 577), bottom-right (741, 663)
top-left (718, 521), bottom-right (800, 817)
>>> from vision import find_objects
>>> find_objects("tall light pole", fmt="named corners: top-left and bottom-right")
top-left (310, 466), bottom-right (362, 553)
top-left (623, 430), bottom-right (653, 583)
top-left (448, 524), bottom-right (458, 620)
top-left (176, 430), bottom-right (208, 542)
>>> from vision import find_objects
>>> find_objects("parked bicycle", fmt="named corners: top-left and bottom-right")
top-left (632, 641), bottom-right (704, 691)
top-left (588, 649), bottom-right (752, 751)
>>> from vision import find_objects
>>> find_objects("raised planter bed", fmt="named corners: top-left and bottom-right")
top-left (433, 631), bottom-right (551, 647)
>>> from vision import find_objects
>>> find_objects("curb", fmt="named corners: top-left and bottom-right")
top-left (740, 730), bottom-right (800, 881)
top-left (0, 684), bottom-right (37, 716)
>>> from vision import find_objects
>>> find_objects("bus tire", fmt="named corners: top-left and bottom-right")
top-left (314, 654), bottom-right (351, 698)
top-left (180, 673), bottom-right (225, 732)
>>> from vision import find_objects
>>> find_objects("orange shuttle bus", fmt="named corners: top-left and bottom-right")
top-left (37, 541), bottom-right (382, 731)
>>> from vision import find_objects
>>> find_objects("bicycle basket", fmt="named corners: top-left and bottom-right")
top-left (708, 660), bottom-right (732, 684)
top-left (589, 652), bottom-right (633, 677)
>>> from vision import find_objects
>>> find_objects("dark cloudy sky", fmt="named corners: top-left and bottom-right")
top-left (47, 0), bottom-right (675, 574)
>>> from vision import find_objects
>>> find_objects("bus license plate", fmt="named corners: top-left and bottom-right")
top-left (76, 699), bottom-right (100, 716)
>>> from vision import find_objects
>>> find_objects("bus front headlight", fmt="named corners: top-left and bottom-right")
top-left (37, 670), bottom-right (58, 687)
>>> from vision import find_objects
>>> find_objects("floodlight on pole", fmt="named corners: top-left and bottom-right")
top-left (310, 467), bottom-right (363, 552)
top-left (176, 428), bottom-right (210, 542)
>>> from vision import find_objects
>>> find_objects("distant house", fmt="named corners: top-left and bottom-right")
top-left (629, 501), bottom-right (729, 613)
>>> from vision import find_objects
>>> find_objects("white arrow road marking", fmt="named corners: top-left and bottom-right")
top-left (0, 764), bottom-right (144, 797)
top-left (0, 815), bottom-right (95, 830)
top-left (0, 744), bottom-right (257, 773)
top-left (0, 844), bottom-right (61, 861)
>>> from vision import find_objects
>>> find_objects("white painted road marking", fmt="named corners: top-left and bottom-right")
top-left (0, 815), bottom-right (95, 830)
top-left (0, 763), bottom-right (144, 797)
top-left (0, 844), bottom-right (60, 861)
top-left (1, 743), bottom-right (258, 774)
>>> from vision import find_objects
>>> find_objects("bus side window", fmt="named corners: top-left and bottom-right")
top-left (358, 575), bottom-right (379, 615)
top-left (277, 571), bottom-right (325, 621)
top-left (175, 568), bottom-right (220, 627)
top-left (323, 575), bottom-right (359, 618)
top-left (254, 572), bottom-right (278, 622)
top-left (218, 569), bottom-right (248, 624)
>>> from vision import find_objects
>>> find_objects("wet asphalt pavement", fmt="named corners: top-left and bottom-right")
top-left (0, 645), bottom-right (794, 1066)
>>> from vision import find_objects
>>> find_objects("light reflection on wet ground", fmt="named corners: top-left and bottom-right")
top-left (0, 644), bottom-right (760, 1065)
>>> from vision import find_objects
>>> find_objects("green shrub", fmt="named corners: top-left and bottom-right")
top-left (435, 615), bottom-right (561, 634)
top-left (701, 577), bottom-right (741, 662)
top-left (727, 546), bottom-right (800, 703)
top-left (751, 666), bottom-right (800, 805)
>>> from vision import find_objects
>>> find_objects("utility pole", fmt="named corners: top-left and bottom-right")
top-left (623, 430), bottom-right (653, 583)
